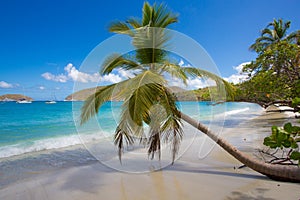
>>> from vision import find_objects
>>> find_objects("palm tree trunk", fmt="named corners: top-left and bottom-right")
top-left (180, 112), bottom-right (300, 183)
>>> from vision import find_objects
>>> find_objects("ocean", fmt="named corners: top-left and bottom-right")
top-left (0, 101), bottom-right (263, 159)
top-left (0, 101), bottom-right (275, 187)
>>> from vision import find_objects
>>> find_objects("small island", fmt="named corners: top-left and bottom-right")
top-left (0, 94), bottom-right (33, 102)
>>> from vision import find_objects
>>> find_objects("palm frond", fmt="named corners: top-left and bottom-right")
top-left (101, 54), bottom-right (140, 75)
top-left (152, 3), bottom-right (178, 28)
top-left (256, 36), bottom-right (275, 43)
top-left (250, 19), bottom-right (292, 52)
top-left (128, 83), bottom-right (162, 126)
top-left (114, 98), bottom-right (146, 162)
top-left (112, 72), bottom-right (167, 161)
top-left (141, 85), bottom-right (183, 163)
top-left (127, 17), bottom-right (142, 29)
top-left (183, 67), bottom-right (235, 100)
top-left (133, 28), bottom-right (170, 65)
top-left (160, 62), bottom-right (188, 84)
top-left (109, 21), bottom-right (133, 35)
top-left (114, 125), bottom-right (135, 163)
top-left (147, 132), bottom-right (161, 160)
top-left (142, 2), bottom-right (153, 26)
top-left (159, 86), bottom-right (183, 163)
top-left (80, 78), bottom-right (134, 124)
top-left (125, 71), bottom-right (166, 125)
top-left (80, 84), bottom-right (117, 125)
top-left (287, 30), bottom-right (300, 45)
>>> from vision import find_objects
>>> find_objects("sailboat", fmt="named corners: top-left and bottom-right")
top-left (16, 98), bottom-right (32, 104)
top-left (45, 93), bottom-right (57, 104)
top-left (45, 100), bottom-right (56, 104)
top-left (16, 87), bottom-right (32, 103)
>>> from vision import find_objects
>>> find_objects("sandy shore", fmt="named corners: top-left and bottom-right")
top-left (1, 111), bottom-right (299, 200)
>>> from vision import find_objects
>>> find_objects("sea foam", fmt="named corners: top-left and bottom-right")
top-left (0, 131), bottom-right (111, 158)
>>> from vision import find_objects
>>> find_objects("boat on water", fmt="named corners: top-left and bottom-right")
top-left (45, 93), bottom-right (57, 104)
top-left (16, 98), bottom-right (32, 104)
top-left (45, 100), bottom-right (56, 104)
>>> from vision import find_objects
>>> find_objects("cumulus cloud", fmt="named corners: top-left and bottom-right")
top-left (39, 86), bottom-right (45, 90)
top-left (168, 77), bottom-right (216, 89)
top-left (224, 62), bottom-right (251, 84)
top-left (41, 63), bottom-right (130, 84)
top-left (187, 78), bottom-right (216, 89)
top-left (117, 68), bottom-right (136, 79)
top-left (168, 59), bottom-right (216, 89)
top-left (102, 73), bottom-right (123, 83)
top-left (42, 63), bottom-right (115, 84)
top-left (41, 72), bottom-right (68, 83)
top-left (64, 63), bottom-right (101, 83)
top-left (0, 81), bottom-right (14, 88)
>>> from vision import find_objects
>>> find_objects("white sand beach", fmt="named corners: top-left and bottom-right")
top-left (0, 111), bottom-right (299, 200)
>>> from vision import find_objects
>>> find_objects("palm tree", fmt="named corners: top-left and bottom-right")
top-left (81, 2), bottom-right (300, 182)
top-left (250, 18), bottom-right (299, 52)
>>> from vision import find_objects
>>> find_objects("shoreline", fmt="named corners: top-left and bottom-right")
top-left (1, 108), bottom-right (300, 199)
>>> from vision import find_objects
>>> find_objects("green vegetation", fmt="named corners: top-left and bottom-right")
top-left (249, 19), bottom-right (299, 52)
top-left (244, 18), bottom-right (300, 169)
top-left (235, 19), bottom-right (300, 104)
top-left (81, 2), bottom-right (233, 162)
top-left (80, 2), bottom-right (300, 182)
top-left (262, 123), bottom-right (300, 166)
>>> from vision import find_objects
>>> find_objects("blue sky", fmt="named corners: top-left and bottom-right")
top-left (0, 0), bottom-right (299, 100)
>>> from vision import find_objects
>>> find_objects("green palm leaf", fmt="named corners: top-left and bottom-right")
top-left (160, 62), bottom-right (188, 84)
top-left (101, 54), bottom-right (140, 75)
top-left (80, 84), bottom-right (117, 125)
top-left (126, 18), bottom-right (142, 29)
top-left (81, 1), bottom-right (234, 163)
top-left (109, 21), bottom-right (133, 36)
top-left (250, 18), bottom-right (294, 52)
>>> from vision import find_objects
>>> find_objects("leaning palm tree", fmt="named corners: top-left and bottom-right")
top-left (81, 2), bottom-right (300, 182)
top-left (250, 18), bottom-right (299, 52)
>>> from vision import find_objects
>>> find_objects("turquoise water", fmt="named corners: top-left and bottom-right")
top-left (0, 101), bottom-right (267, 187)
top-left (0, 101), bottom-right (263, 159)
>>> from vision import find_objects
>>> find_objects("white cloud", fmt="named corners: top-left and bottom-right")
top-left (117, 69), bottom-right (136, 79)
top-left (41, 72), bottom-right (68, 83)
top-left (101, 73), bottom-right (123, 83)
top-left (42, 63), bottom-right (100, 83)
top-left (224, 62), bottom-right (251, 84)
top-left (187, 78), bottom-right (216, 89)
top-left (42, 63), bottom-right (136, 85)
top-left (64, 63), bottom-right (101, 83)
top-left (168, 77), bottom-right (216, 89)
top-left (0, 81), bottom-right (14, 88)
top-left (39, 86), bottom-right (45, 90)
top-left (168, 59), bottom-right (216, 89)
top-left (178, 59), bottom-right (185, 66)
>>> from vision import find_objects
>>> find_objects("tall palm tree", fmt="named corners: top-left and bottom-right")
top-left (81, 2), bottom-right (300, 182)
top-left (250, 18), bottom-right (299, 52)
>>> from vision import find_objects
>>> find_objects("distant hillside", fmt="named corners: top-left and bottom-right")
top-left (65, 87), bottom-right (104, 101)
top-left (0, 94), bottom-right (33, 101)
top-left (65, 86), bottom-right (215, 101)
top-left (168, 86), bottom-right (187, 93)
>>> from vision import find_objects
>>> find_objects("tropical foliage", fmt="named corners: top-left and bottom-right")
top-left (81, 2), bottom-right (233, 162)
top-left (236, 19), bottom-right (300, 104)
top-left (80, 3), bottom-right (300, 182)
top-left (250, 18), bottom-right (299, 53)
top-left (262, 123), bottom-right (300, 166)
